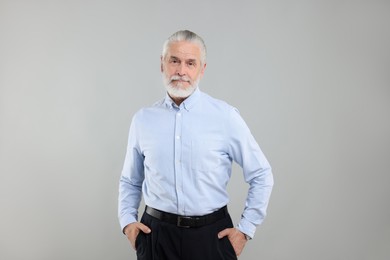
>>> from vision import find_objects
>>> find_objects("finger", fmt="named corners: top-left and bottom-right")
top-left (218, 228), bottom-right (232, 239)
top-left (137, 222), bottom-right (151, 234)
top-left (130, 224), bottom-right (151, 251)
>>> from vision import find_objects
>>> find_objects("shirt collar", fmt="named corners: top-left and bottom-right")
top-left (164, 87), bottom-right (201, 111)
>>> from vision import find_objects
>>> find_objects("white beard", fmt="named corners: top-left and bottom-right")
top-left (163, 74), bottom-right (200, 99)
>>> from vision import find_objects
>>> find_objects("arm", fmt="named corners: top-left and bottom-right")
top-left (226, 108), bottom-right (274, 238)
top-left (118, 115), bottom-right (149, 248)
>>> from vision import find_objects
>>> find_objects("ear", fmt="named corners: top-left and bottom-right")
top-left (160, 55), bottom-right (164, 73)
top-left (200, 63), bottom-right (207, 78)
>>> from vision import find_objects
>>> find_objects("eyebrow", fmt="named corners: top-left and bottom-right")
top-left (169, 56), bottom-right (179, 60)
top-left (168, 56), bottom-right (197, 63)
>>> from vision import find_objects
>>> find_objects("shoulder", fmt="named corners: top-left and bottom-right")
top-left (199, 91), bottom-right (241, 122)
top-left (132, 97), bottom-right (166, 121)
top-left (200, 91), bottom-right (247, 125)
top-left (137, 97), bottom-right (166, 114)
top-left (200, 91), bottom-right (237, 113)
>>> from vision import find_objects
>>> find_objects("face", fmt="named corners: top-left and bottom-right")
top-left (161, 41), bottom-right (206, 99)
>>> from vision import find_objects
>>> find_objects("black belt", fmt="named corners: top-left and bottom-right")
top-left (145, 206), bottom-right (228, 228)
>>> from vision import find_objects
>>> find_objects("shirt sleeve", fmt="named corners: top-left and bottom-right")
top-left (227, 108), bottom-right (274, 239)
top-left (118, 114), bottom-right (145, 232)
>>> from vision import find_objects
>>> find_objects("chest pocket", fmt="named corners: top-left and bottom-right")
top-left (191, 139), bottom-right (228, 172)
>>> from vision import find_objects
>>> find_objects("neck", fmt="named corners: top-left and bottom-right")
top-left (169, 95), bottom-right (187, 106)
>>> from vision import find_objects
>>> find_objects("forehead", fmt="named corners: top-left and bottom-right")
top-left (166, 41), bottom-right (202, 60)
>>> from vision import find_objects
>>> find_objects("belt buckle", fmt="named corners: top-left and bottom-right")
top-left (177, 216), bottom-right (191, 228)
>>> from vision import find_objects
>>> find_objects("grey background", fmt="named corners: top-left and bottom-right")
top-left (0, 0), bottom-right (389, 259)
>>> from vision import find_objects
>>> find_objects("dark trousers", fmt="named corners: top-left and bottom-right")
top-left (135, 210), bottom-right (238, 260)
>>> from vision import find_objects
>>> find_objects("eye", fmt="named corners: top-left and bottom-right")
top-left (187, 61), bottom-right (196, 67)
top-left (169, 58), bottom-right (180, 64)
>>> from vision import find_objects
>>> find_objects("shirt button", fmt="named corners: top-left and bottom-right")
top-left (176, 136), bottom-right (180, 139)
top-left (177, 113), bottom-right (181, 116)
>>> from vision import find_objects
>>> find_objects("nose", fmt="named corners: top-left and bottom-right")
top-left (176, 63), bottom-right (186, 76)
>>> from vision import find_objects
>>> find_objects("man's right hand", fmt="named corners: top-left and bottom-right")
top-left (123, 222), bottom-right (152, 250)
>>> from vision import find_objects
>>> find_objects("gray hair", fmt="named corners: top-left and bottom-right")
top-left (162, 30), bottom-right (207, 65)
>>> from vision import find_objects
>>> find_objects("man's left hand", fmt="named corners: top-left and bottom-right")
top-left (218, 228), bottom-right (248, 256)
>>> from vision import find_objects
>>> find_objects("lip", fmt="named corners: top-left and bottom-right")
top-left (172, 79), bottom-right (189, 83)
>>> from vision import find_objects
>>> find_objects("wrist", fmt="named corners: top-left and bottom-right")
top-left (241, 232), bottom-right (251, 240)
top-left (123, 224), bottom-right (131, 236)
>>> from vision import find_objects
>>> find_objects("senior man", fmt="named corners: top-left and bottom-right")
top-left (118, 30), bottom-right (273, 260)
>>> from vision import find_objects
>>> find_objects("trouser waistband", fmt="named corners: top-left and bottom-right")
top-left (145, 206), bottom-right (228, 228)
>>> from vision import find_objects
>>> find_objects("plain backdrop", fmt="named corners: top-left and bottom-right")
top-left (0, 0), bottom-right (389, 259)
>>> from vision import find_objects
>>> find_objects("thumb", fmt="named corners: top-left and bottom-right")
top-left (218, 228), bottom-right (231, 239)
top-left (138, 223), bottom-right (152, 234)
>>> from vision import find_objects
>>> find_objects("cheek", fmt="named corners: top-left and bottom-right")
top-left (162, 63), bottom-right (173, 73)
top-left (163, 69), bottom-right (174, 79)
top-left (191, 70), bottom-right (202, 80)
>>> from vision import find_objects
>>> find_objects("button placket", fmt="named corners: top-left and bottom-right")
top-left (174, 109), bottom-right (184, 214)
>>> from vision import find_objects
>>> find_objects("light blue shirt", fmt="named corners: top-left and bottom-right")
top-left (118, 88), bottom-right (273, 238)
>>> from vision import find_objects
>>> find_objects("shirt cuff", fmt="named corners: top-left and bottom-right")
top-left (120, 213), bottom-right (137, 233)
top-left (237, 217), bottom-right (256, 239)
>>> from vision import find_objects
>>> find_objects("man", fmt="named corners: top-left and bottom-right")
top-left (118, 30), bottom-right (273, 260)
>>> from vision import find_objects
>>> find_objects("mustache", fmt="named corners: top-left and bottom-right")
top-left (169, 75), bottom-right (191, 83)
